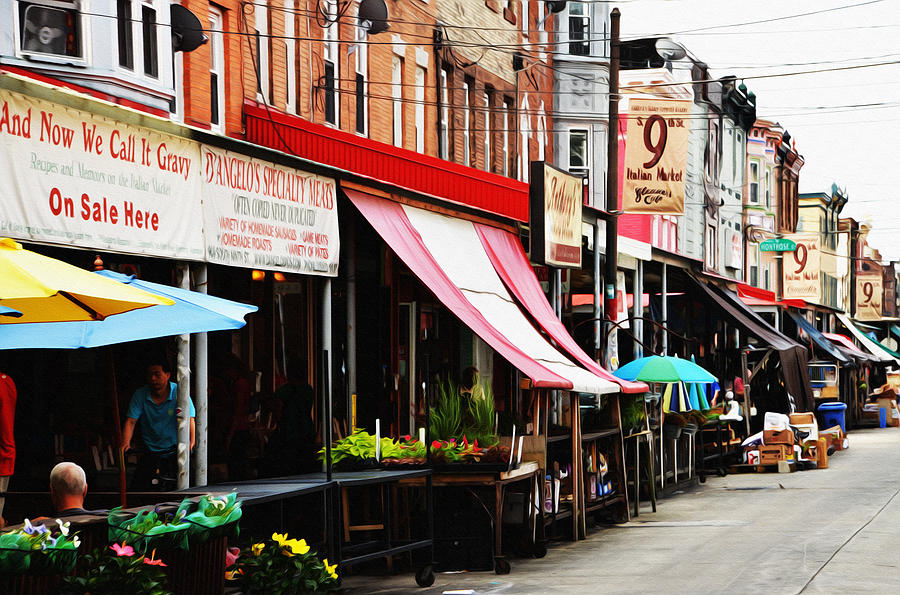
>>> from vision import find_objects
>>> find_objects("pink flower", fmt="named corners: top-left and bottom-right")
top-left (143, 557), bottom-right (167, 567)
top-left (432, 440), bottom-right (442, 449)
top-left (110, 543), bottom-right (134, 557)
top-left (225, 546), bottom-right (240, 566)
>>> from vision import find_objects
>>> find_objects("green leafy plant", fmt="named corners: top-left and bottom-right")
top-left (108, 505), bottom-right (190, 553)
top-left (621, 397), bottom-right (646, 435)
top-left (59, 543), bottom-right (170, 595)
top-left (429, 380), bottom-right (462, 441)
top-left (0, 518), bottom-right (80, 575)
top-left (463, 381), bottom-right (498, 447)
top-left (227, 533), bottom-right (339, 594)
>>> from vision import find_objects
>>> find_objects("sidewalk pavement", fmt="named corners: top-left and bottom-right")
top-left (341, 427), bottom-right (900, 594)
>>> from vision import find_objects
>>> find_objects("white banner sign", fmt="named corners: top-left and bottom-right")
top-left (202, 146), bottom-right (339, 276)
top-left (0, 89), bottom-right (203, 259)
top-left (783, 234), bottom-right (821, 302)
top-left (856, 274), bottom-right (883, 321)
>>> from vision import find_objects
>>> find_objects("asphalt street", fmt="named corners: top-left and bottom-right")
top-left (342, 427), bottom-right (900, 594)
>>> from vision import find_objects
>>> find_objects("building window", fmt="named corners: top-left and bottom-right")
top-left (765, 169), bottom-right (771, 208)
top-left (462, 79), bottom-right (471, 165)
top-left (764, 266), bottom-right (770, 290)
top-left (255, 1), bottom-right (269, 101)
top-left (568, 2), bottom-right (590, 56)
top-left (354, 21), bottom-right (367, 133)
top-left (748, 243), bottom-right (758, 286)
top-left (285, 1), bottom-right (297, 114)
top-left (439, 67), bottom-right (450, 159)
top-left (569, 128), bottom-right (589, 177)
top-left (483, 91), bottom-right (492, 171)
top-left (705, 224), bottom-right (716, 269)
top-left (323, 0), bottom-right (338, 125)
top-left (536, 1), bottom-right (546, 44)
top-left (522, 0), bottom-right (529, 37)
top-left (117, 0), bottom-right (160, 78)
top-left (503, 99), bottom-right (513, 176)
top-left (415, 67), bottom-right (425, 152)
top-left (209, 7), bottom-right (225, 131)
top-left (392, 55), bottom-right (403, 147)
top-left (749, 161), bottom-right (759, 204)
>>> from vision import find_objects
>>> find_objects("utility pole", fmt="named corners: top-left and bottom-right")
top-left (604, 9), bottom-right (621, 359)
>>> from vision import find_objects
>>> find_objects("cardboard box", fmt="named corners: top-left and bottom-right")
top-left (763, 429), bottom-right (796, 446)
top-left (760, 444), bottom-right (793, 465)
top-left (790, 412), bottom-right (816, 425)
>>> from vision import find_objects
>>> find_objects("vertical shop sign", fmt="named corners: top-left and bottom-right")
top-left (855, 274), bottom-right (883, 321)
top-left (0, 89), bottom-right (203, 258)
top-left (529, 161), bottom-right (583, 268)
top-left (201, 146), bottom-right (340, 276)
top-left (621, 98), bottom-right (690, 215)
top-left (782, 234), bottom-right (821, 302)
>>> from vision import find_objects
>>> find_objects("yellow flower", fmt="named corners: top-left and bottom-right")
top-left (324, 558), bottom-right (338, 577)
top-left (251, 542), bottom-right (265, 556)
top-left (284, 538), bottom-right (310, 555)
top-left (271, 532), bottom-right (288, 546)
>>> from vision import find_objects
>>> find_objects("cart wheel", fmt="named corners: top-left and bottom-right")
top-left (415, 564), bottom-right (435, 588)
top-left (494, 557), bottom-right (511, 575)
top-left (532, 543), bottom-right (548, 559)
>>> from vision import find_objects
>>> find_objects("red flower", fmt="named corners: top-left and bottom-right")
top-left (402, 434), bottom-right (411, 441)
top-left (110, 543), bottom-right (134, 557)
top-left (143, 557), bottom-right (167, 567)
top-left (462, 436), bottom-right (469, 449)
top-left (431, 440), bottom-right (442, 449)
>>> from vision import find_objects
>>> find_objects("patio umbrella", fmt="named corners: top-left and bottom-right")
top-left (0, 306), bottom-right (21, 318)
top-left (613, 355), bottom-right (717, 384)
top-left (0, 270), bottom-right (258, 349)
top-left (0, 238), bottom-right (173, 323)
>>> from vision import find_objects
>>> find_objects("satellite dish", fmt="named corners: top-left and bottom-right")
top-left (654, 38), bottom-right (686, 61)
top-left (546, 0), bottom-right (567, 14)
top-left (358, 0), bottom-right (389, 35)
top-left (171, 4), bottom-right (208, 53)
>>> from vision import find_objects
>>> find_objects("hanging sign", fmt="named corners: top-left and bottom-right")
top-left (529, 161), bottom-right (583, 268)
top-left (782, 234), bottom-right (820, 302)
top-left (759, 238), bottom-right (796, 252)
top-left (855, 274), bottom-right (883, 321)
top-left (0, 88), bottom-right (203, 259)
top-left (621, 98), bottom-right (691, 215)
top-left (202, 146), bottom-right (340, 276)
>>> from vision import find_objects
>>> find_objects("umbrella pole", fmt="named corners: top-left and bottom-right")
top-left (107, 349), bottom-right (127, 508)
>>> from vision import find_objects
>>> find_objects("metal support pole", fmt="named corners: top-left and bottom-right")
top-left (594, 221), bottom-right (603, 356)
top-left (192, 263), bottom-right (208, 487)
top-left (604, 9), bottom-right (621, 353)
top-left (176, 262), bottom-right (191, 490)
top-left (346, 221), bottom-right (357, 431)
top-left (662, 263), bottom-right (668, 355)
top-left (322, 279), bottom-right (333, 480)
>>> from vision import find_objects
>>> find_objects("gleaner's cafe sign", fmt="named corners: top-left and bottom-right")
top-left (529, 162), bottom-right (583, 268)
top-left (0, 88), bottom-right (338, 276)
top-left (855, 274), bottom-right (883, 321)
top-left (782, 234), bottom-right (821, 302)
top-left (621, 98), bottom-right (691, 215)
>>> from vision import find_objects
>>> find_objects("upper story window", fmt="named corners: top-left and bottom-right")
top-left (765, 169), bottom-right (771, 207)
top-left (521, 0), bottom-right (529, 37)
top-left (439, 67), bottom-right (450, 159)
top-left (568, 2), bottom-right (590, 56)
top-left (17, 0), bottom-right (86, 63)
top-left (353, 15), bottom-right (367, 133)
top-left (285, 0), bottom-right (298, 114)
top-left (322, 0), bottom-right (338, 125)
top-left (254, 1), bottom-right (270, 102)
top-left (483, 91), bottom-right (492, 171)
top-left (749, 161), bottom-right (759, 204)
top-left (568, 128), bottom-right (589, 177)
top-left (414, 67), bottom-right (425, 152)
top-left (118, 0), bottom-right (161, 78)
top-left (462, 79), bottom-right (472, 165)
top-left (392, 55), bottom-right (403, 147)
top-left (209, 7), bottom-right (225, 131)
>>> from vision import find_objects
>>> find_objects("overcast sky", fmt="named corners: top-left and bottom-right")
top-left (612, 0), bottom-right (900, 260)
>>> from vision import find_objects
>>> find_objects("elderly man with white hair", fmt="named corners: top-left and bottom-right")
top-left (49, 462), bottom-right (91, 517)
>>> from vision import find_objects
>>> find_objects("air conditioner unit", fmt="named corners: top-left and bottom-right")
top-left (18, 0), bottom-right (83, 60)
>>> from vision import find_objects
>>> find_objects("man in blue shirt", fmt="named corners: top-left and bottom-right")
top-left (122, 360), bottom-right (195, 489)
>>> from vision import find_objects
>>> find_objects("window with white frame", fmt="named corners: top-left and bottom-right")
top-left (171, 4), bottom-right (183, 121)
top-left (462, 79), bottom-right (471, 165)
top-left (118, 0), bottom-right (161, 78)
top-left (749, 161), bottom-right (759, 204)
top-left (285, 0), bottom-right (297, 114)
top-left (522, 0), bottom-right (529, 37)
top-left (354, 18), bottom-right (367, 133)
top-left (392, 55), bottom-right (403, 147)
top-left (568, 2), bottom-right (590, 56)
top-left (323, 0), bottom-right (338, 125)
top-left (415, 67), bottom-right (425, 152)
top-left (520, 111), bottom-right (530, 183)
top-left (536, 1), bottom-right (546, 44)
top-left (537, 105), bottom-right (546, 162)
top-left (439, 67), bottom-right (450, 159)
top-left (568, 128), bottom-right (589, 178)
top-left (765, 169), bottom-right (771, 207)
top-left (748, 243), bottom-right (758, 286)
top-left (209, 7), bottom-right (225, 131)
top-left (483, 91), bottom-right (491, 171)
top-left (705, 224), bottom-right (716, 269)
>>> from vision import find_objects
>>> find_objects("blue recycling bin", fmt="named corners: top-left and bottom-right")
top-left (818, 401), bottom-right (848, 434)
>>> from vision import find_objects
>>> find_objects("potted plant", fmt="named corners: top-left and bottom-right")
top-left (227, 532), bottom-right (339, 594)
top-left (0, 518), bottom-right (80, 576)
top-left (59, 543), bottom-right (170, 595)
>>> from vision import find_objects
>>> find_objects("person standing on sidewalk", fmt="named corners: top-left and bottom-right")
top-left (0, 371), bottom-right (16, 528)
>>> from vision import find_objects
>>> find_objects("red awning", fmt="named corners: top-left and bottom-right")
top-left (737, 284), bottom-right (806, 309)
top-left (345, 189), bottom-right (571, 389)
top-left (823, 332), bottom-right (868, 355)
top-left (475, 224), bottom-right (648, 394)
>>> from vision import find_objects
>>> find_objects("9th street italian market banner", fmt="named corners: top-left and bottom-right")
top-left (622, 98), bottom-right (690, 215)
top-left (202, 146), bottom-right (339, 276)
top-left (0, 88), bottom-right (203, 258)
top-left (855, 274), bottom-right (883, 321)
